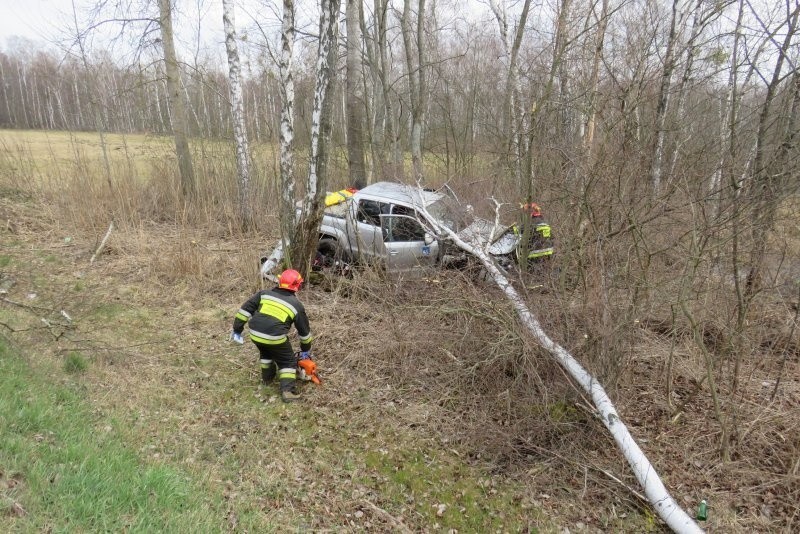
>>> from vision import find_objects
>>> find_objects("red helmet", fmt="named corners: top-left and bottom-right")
top-left (278, 269), bottom-right (304, 291)
top-left (522, 202), bottom-right (542, 218)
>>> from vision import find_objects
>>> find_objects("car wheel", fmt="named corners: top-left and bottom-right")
top-left (313, 238), bottom-right (351, 276)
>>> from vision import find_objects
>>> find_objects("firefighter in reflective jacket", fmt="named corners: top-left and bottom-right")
top-left (515, 202), bottom-right (554, 267)
top-left (231, 269), bottom-right (313, 403)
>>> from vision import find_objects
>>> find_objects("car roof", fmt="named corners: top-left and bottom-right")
top-left (357, 181), bottom-right (444, 207)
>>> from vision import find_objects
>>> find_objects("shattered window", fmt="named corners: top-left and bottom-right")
top-left (356, 199), bottom-right (389, 226)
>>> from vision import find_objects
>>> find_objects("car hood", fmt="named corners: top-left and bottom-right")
top-left (455, 219), bottom-right (519, 256)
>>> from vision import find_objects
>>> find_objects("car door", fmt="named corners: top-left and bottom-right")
top-left (382, 205), bottom-right (439, 271)
top-left (351, 198), bottom-right (389, 263)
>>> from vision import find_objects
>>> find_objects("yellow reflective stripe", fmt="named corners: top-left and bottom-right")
top-left (528, 248), bottom-right (554, 259)
top-left (536, 224), bottom-right (551, 238)
top-left (235, 312), bottom-right (250, 321)
top-left (299, 333), bottom-right (313, 343)
top-left (279, 370), bottom-right (296, 379)
top-left (259, 300), bottom-right (295, 322)
top-left (250, 333), bottom-right (288, 345)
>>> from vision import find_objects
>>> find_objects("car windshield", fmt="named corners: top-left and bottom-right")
top-left (425, 196), bottom-right (471, 232)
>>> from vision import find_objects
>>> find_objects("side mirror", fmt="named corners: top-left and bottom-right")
top-left (424, 232), bottom-right (435, 245)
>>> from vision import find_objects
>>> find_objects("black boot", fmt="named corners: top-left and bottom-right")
top-left (279, 378), bottom-right (300, 403)
top-left (260, 359), bottom-right (276, 385)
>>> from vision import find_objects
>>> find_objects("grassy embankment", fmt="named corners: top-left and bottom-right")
top-left (0, 338), bottom-right (226, 531)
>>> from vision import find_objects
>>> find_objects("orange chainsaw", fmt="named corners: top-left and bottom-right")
top-left (296, 352), bottom-right (322, 385)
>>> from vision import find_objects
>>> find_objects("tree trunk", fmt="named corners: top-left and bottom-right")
top-left (158, 0), bottom-right (195, 198)
top-left (372, 0), bottom-right (402, 178)
top-left (222, 0), bottom-right (253, 227)
top-left (289, 0), bottom-right (341, 278)
top-left (583, 0), bottom-right (609, 153)
top-left (279, 0), bottom-right (297, 267)
top-left (745, 3), bottom-right (800, 297)
top-left (346, 0), bottom-right (367, 188)
top-left (523, 0), bottom-right (571, 200)
top-left (648, 0), bottom-right (679, 196)
top-left (401, 0), bottom-right (427, 181)
top-left (490, 0), bottom-right (533, 189)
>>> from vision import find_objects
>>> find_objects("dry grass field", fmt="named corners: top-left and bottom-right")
top-left (1, 129), bottom-right (799, 532)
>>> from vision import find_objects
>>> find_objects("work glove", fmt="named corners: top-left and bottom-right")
top-left (299, 350), bottom-right (311, 360)
top-left (230, 331), bottom-right (244, 344)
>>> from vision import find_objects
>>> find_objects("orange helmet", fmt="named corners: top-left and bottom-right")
top-left (522, 202), bottom-right (543, 218)
top-left (278, 269), bottom-right (304, 291)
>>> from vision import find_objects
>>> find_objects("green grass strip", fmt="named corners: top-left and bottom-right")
top-left (0, 339), bottom-right (224, 533)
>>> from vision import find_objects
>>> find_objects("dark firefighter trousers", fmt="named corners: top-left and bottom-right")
top-left (254, 339), bottom-right (296, 392)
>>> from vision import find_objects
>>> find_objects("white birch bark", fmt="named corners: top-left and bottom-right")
top-left (222, 0), bottom-right (252, 225)
top-left (279, 0), bottom-right (297, 259)
top-left (287, 0), bottom-right (341, 276)
top-left (259, 241), bottom-right (284, 281)
top-left (304, 0), bottom-right (340, 211)
top-left (713, 0), bottom-right (744, 210)
top-left (416, 196), bottom-right (703, 534)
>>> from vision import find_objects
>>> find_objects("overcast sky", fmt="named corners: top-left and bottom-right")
top-left (0, 0), bottom-right (237, 54)
top-left (0, 0), bottom-right (383, 63)
top-left (0, 0), bottom-right (491, 50)
top-left (1, 0), bottom-right (69, 44)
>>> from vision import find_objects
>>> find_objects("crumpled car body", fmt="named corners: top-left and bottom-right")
top-left (312, 182), bottom-right (521, 274)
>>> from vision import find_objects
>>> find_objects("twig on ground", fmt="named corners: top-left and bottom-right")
top-left (90, 220), bottom-right (114, 264)
top-left (361, 500), bottom-right (413, 534)
top-left (1, 296), bottom-right (64, 314)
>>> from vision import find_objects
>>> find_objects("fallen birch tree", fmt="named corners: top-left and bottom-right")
top-left (419, 199), bottom-right (703, 534)
top-left (259, 241), bottom-right (284, 282)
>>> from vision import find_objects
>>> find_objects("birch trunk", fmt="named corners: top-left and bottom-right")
top-left (223, 0), bottom-right (253, 227)
top-left (666, 0), bottom-right (705, 183)
top-left (158, 0), bottom-right (196, 198)
top-left (279, 0), bottom-right (296, 266)
top-left (289, 0), bottom-right (341, 277)
top-left (359, 2), bottom-right (379, 183)
top-left (416, 196), bottom-right (703, 534)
